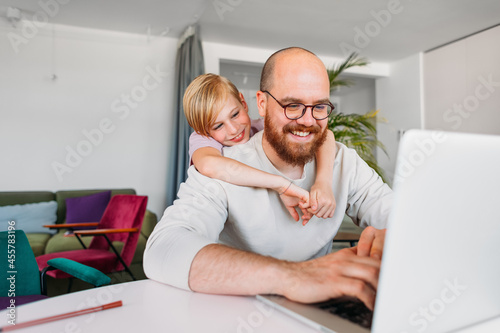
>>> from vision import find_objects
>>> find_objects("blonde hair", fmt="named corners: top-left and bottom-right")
top-left (183, 73), bottom-right (241, 137)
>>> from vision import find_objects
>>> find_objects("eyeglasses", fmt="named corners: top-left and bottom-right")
top-left (263, 91), bottom-right (334, 121)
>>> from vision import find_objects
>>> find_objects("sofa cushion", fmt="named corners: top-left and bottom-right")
top-left (0, 192), bottom-right (55, 207)
top-left (55, 189), bottom-right (136, 224)
top-left (44, 232), bottom-right (93, 254)
top-left (0, 201), bottom-right (57, 234)
top-left (26, 233), bottom-right (52, 257)
top-left (65, 191), bottom-right (111, 229)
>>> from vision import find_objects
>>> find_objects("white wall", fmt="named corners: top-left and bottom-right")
top-left (423, 25), bottom-right (500, 134)
top-left (203, 41), bottom-right (390, 78)
top-left (204, 41), bottom-right (394, 181)
top-left (0, 21), bottom-right (177, 216)
top-left (332, 76), bottom-right (376, 116)
top-left (0, 27), bottom-right (394, 217)
top-left (220, 60), bottom-right (263, 119)
top-left (219, 59), bottom-right (381, 121)
top-left (376, 54), bottom-right (423, 185)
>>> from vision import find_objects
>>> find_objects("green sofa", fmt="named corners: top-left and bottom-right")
top-left (0, 189), bottom-right (157, 284)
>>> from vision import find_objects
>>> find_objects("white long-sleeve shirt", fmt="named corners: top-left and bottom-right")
top-left (144, 131), bottom-right (393, 290)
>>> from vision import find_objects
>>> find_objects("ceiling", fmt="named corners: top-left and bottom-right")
top-left (1, 0), bottom-right (499, 62)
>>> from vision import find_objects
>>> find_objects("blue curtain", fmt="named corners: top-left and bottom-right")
top-left (166, 25), bottom-right (205, 206)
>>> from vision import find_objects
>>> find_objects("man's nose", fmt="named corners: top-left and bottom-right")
top-left (296, 107), bottom-right (316, 127)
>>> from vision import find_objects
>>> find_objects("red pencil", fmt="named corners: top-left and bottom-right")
top-left (0, 300), bottom-right (122, 332)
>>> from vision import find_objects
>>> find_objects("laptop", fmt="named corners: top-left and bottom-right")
top-left (257, 129), bottom-right (500, 333)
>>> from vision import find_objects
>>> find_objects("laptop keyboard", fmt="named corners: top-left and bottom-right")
top-left (314, 297), bottom-right (373, 329)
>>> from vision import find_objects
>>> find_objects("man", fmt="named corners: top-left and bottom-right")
top-left (144, 47), bottom-right (392, 310)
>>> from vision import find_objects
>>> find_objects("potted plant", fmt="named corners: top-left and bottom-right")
top-left (327, 53), bottom-right (388, 183)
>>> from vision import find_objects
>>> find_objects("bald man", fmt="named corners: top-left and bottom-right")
top-left (144, 47), bottom-right (393, 310)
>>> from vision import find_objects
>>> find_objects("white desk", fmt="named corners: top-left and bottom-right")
top-left (1, 279), bottom-right (500, 332)
top-left (0, 279), bottom-right (318, 333)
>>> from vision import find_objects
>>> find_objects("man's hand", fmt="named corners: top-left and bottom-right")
top-left (356, 226), bottom-right (386, 260)
top-left (279, 247), bottom-right (381, 310)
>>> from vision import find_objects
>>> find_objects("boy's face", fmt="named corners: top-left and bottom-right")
top-left (209, 93), bottom-right (251, 147)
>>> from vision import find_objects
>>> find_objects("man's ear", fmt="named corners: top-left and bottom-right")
top-left (256, 90), bottom-right (267, 118)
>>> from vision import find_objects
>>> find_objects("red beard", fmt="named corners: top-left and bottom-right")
top-left (264, 116), bottom-right (328, 167)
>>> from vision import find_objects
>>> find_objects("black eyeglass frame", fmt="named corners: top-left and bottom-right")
top-left (263, 90), bottom-right (334, 121)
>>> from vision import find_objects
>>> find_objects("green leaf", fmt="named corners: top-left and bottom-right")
top-left (327, 52), bottom-right (389, 183)
top-left (328, 52), bottom-right (369, 91)
top-left (328, 111), bottom-right (388, 183)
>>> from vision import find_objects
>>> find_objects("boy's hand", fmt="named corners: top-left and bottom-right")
top-left (308, 182), bottom-right (336, 222)
top-left (279, 183), bottom-right (312, 224)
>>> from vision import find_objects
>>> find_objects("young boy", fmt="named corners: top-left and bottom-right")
top-left (183, 74), bottom-right (336, 225)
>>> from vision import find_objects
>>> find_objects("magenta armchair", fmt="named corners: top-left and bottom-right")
top-left (36, 195), bottom-right (148, 282)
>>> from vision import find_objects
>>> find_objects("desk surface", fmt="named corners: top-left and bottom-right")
top-left (1, 279), bottom-right (499, 333)
top-left (0, 279), bottom-right (318, 333)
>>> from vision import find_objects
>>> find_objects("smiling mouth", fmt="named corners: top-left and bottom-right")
top-left (231, 130), bottom-right (245, 142)
top-left (291, 130), bottom-right (311, 137)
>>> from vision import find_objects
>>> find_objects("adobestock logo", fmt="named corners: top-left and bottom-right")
top-left (443, 74), bottom-right (500, 130)
top-left (7, 0), bottom-right (71, 54)
top-left (212, 0), bottom-right (244, 21)
top-left (236, 300), bottom-right (274, 333)
top-left (56, 273), bottom-right (129, 333)
top-left (110, 65), bottom-right (168, 120)
top-left (393, 131), bottom-right (448, 185)
top-left (407, 278), bottom-right (467, 333)
top-left (51, 119), bottom-right (117, 182)
top-left (51, 65), bottom-right (168, 182)
top-left (339, 0), bottom-right (404, 56)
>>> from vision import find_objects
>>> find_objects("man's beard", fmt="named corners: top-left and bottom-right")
top-left (264, 115), bottom-right (328, 167)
